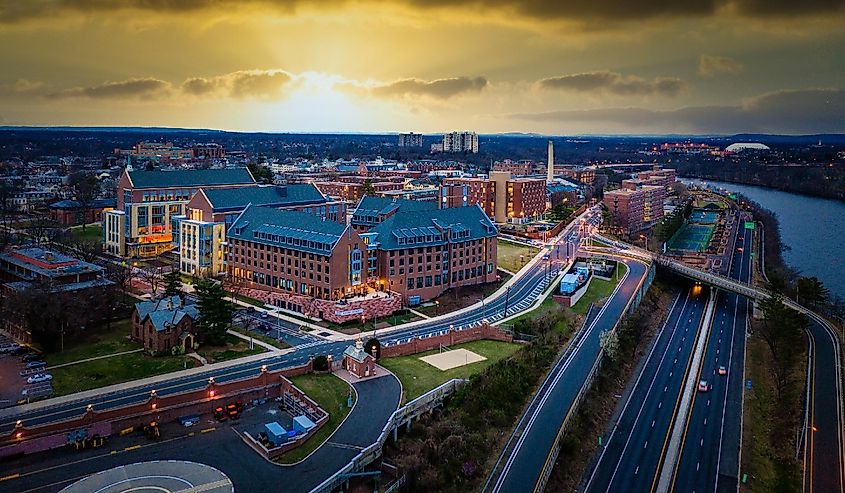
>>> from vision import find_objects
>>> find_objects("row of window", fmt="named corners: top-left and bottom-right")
top-left (402, 263), bottom-right (493, 290)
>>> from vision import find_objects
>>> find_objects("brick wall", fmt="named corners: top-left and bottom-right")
top-left (380, 323), bottom-right (512, 358)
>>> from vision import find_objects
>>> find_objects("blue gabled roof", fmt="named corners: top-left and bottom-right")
top-left (128, 168), bottom-right (255, 189)
top-left (49, 198), bottom-right (116, 209)
top-left (202, 184), bottom-right (326, 212)
top-left (227, 205), bottom-right (348, 255)
top-left (354, 196), bottom-right (436, 216)
top-left (370, 204), bottom-right (496, 250)
top-left (134, 296), bottom-right (199, 332)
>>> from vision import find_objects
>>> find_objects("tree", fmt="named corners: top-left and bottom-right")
top-left (365, 338), bottom-right (381, 360)
top-left (163, 268), bottom-right (182, 297)
top-left (194, 279), bottom-right (234, 346)
top-left (361, 179), bottom-right (376, 196)
top-left (758, 293), bottom-right (809, 401)
top-left (68, 171), bottom-right (101, 231)
top-left (795, 276), bottom-right (829, 307)
top-left (138, 265), bottom-right (163, 297)
top-left (313, 354), bottom-right (329, 371)
top-left (247, 162), bottom-right (274, 184)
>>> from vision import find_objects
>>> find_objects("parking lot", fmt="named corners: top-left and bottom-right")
top-left (0, 337), bottom-right (53, 407)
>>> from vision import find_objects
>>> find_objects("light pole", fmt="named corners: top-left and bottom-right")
top-left (503, 285), bottom-right (511, 317)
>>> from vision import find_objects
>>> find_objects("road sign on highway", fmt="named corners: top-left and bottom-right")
top-left (744, 221), bottom-right (755, 230)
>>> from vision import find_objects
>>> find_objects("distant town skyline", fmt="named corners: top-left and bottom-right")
top-left (0, 1), bottom-right (843, 134)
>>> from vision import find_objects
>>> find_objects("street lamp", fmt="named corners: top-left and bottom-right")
top-left (435, 300), bottom-right (440, 315)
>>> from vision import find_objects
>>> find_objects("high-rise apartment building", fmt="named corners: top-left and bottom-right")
top-left (398, 132), bottom-right (423, 147)
top-left (443, 132), bottom-right (479, 153)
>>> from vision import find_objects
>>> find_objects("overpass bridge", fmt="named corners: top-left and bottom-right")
top-left (587, 234), bottom-right (845, 493)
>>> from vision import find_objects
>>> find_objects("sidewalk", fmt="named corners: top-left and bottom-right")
top-left (47, 349), bottom-right (144, 370)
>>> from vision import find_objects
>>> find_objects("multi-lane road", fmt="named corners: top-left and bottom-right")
top-left (584, 281), bottom-right (709, 492)
top-left (670, 223), bottom-right (751, 493)
top-left (484, 254), bottom-right (652, 493)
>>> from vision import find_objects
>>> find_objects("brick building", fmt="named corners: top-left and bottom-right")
top-left (131, 296), bottom-right (199, 354)
top-left (603, 181), bottom-right (665, 234)
top-left (48, 198), bottom-right (116, 226)
top-left (342, 339), bottom-right (377, 378)
top-left (351, 196), bottom-right (437, 232)
top-left (366, 204), bottom-right (498, 301)
top-left (441, 177), bottom-right (496, 216)
top-left (314, 181), bottom-right (403, 203)
top-left (173, 184), bottom-right (343, 277)
top-left (443, 172), bottom-right (546, 224)
top-left (226, 205), bottom-right (369, 305)
top-left (103, 168), bottom-right (255, 258)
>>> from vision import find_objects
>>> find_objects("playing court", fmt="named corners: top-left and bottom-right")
top-left (668, 224), bottom-right (715, 252)
top-left (61, 460), bottom-right (233, 493)
top-left (689, 211), bottom-right (719, 224)
top-left (420, 348), bottom-right (487, 371)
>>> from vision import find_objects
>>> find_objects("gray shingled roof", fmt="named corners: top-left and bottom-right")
top-left (227, 205), bottom-right (348, 255)
top-left (202, 184), bottom-right (326, 212)
top-left (128, 168), bottom-right (255, 189)
top-left (370, 204), bottom-right (496, 250)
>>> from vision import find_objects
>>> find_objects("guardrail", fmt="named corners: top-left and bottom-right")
top-left (310, 378), bottom-right (468, 493)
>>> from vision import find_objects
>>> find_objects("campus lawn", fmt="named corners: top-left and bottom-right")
top-left (196, 334), bottom-right (266, 363)
top-left (277, 374), bottom-right (355, 464)
top-left (380, 339), bottom-right (522, 402)
top-left (69, 224), bottom-right (103, 241)
top-left (45, 318), bottom-right (140, 367)
top-left (50, 352), bottom-right (198, 397)
top-left (497, 239), bottom-right (540, 273)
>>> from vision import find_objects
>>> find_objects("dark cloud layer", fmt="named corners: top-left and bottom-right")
top-left (46, 78), bottom-right (171, 99)
top-left (538, 71), bottom-right (686, 97)
top-left (182, 70), bottom-right (293, 99)
top-left (512, 89), bottom-right (845, 134)
top-left (1, 0), bottom-right (842, 25)
top-left (371, 76), bottom-right (488, 99)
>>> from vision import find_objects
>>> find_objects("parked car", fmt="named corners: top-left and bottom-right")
top-left (25, 361), bottom-right (47, 369)
top-left (0, 344), bottom-right (21, 353)
top-left (22, 353), bottom-right (42, 362)
top-left (27, 373), bottom-right (53, 384)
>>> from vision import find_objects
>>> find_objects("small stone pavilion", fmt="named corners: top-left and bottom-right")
top-left (342, 339), bottom-right (376, 378)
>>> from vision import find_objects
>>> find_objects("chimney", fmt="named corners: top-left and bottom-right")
top-left (547, 140), bottom-right (554, 183)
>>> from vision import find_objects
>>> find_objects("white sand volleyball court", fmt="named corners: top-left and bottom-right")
top-left (419, 348), bottom-right (486, 371)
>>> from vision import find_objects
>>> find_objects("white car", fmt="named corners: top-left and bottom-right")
top-left (27, 373), bottom-right (53, 384)
top-left (697, 380), bottom-right (710, 392)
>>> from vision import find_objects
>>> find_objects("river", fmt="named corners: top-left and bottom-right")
top-left (682, 178), bottom-right (845, 299)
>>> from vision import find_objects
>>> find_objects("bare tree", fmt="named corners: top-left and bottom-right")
top-left (138, 264), bottom-right (164, 298)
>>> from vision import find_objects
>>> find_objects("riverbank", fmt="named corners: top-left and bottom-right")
top-left (674, 164), bottom-right (845, 202)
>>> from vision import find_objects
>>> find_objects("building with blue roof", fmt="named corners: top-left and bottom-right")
top-left (104, 167), bottom-right (256, 258)
top-left (226, 205), bottom-right (368, 303)
top-left (367, 203), bottom-right (498, 301)
top-left (172, 184), bottom-right (344, 277)
top-left (351, 196), bottom-right (437, 231)
top-left (131, 295), bottom-right (199, 354)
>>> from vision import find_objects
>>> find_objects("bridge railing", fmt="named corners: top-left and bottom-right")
top-left (310, 378), bottom-right (467, 493)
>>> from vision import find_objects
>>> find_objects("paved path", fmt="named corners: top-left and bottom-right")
top-left (47, 349), bottom-right (145, 370)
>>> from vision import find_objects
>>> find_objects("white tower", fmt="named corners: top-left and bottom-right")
top-left (547, 140), bottom-right (554, 182)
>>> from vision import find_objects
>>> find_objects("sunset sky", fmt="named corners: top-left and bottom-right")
top-left (0, 0), bottom-right (843, 134)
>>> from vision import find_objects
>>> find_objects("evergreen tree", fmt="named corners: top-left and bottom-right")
top-left (194, 279), bottom-right (234, 345)
top-left (163, 269), bottom-right (182, 297)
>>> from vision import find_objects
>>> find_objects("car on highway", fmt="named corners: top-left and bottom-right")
top-left (736, 247), bottom-right (744, 252)
top-left (25, 360), bottom-right (47, 369)
top-left (261, 312), bottom-right (269, 319)
top-left (27, 373), bottom-right (53, 384)
top-left (698, 380), bottom-right (710, 392)
top-left (718, 366), bottom-right (727, 376)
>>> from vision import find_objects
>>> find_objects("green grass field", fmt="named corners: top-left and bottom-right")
top-left (497, 240), bottom-right (540, 273)
top-left (50, 352), bottom-right (198, 396)
top-left (278, 374), bottom-right (355, 464)
top-left (69, 224), bottom-right (103, 241)
top-left (380, 339), bottom-right (522, 402)
top-left (196, 334), bottom-right (265, 363)
top-left (45, 319), bottom-right (139, 367)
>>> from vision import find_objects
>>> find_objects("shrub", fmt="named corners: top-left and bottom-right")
top-left (313, 354), bottom-right (329, 371)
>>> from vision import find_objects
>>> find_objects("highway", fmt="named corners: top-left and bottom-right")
top-left (671, 223), bottom-right (752, 492)
top-left (484, 254), bottom-right (651, 493)
top-left (0, 207), bottom-right (603, 437)
top-left (583, 282), bottom-right (709, 492)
